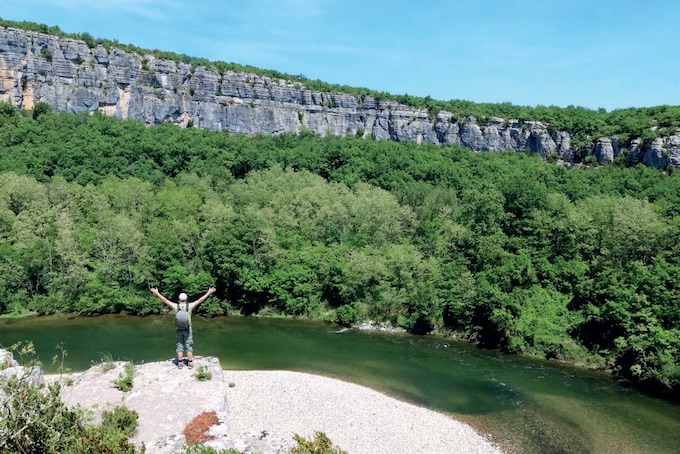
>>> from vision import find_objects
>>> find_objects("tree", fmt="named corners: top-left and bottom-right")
top-left (31, 101), bottom-right (52, 119)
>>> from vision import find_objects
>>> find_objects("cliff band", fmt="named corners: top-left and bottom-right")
top-left (1, 26), bottom-right (678, 168)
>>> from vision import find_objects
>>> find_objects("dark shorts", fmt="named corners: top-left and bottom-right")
top-left (175, 328), bottom-right (193, 353)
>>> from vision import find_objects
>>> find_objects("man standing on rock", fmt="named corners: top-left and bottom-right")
top-left (150, 287), bottom-right (217, 369)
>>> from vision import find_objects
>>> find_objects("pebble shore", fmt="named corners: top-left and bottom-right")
top-left (223, 370), bottom-right (503, 454)
top-left (33, 353), bottom-right (503, 454)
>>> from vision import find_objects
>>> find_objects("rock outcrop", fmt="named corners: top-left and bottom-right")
top-left (0, 26), bottom-right (677, 168)
top-left (593, 137), bottom-right (618, 164)
top-left (643, 136), bottom-right (680, 168)
top-left (0, 348), bottom-right (43, 385)
top-left (54, 358), bottom-right (228, 452)
top-left (45, 357), bottom-right (289, 454)
top-left (0, 348), bottom-right (295, 454)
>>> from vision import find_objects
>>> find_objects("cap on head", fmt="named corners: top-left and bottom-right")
top-left (179, 293), bottom-right (188, 302)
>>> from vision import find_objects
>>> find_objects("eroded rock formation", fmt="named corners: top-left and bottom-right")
top-left (1, 26), bottom-right (678, 168)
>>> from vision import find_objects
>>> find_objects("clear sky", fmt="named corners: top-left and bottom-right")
top-left (2, 0), bottom-right (679, 111)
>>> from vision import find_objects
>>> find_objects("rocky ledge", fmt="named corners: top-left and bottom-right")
top-left (2, 348), bottom-right (502, 454)
top-left (44, 357), bottom-right (284, 454)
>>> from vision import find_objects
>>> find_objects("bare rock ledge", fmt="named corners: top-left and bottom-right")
top-left (44, 356), bottom-right (502, 454)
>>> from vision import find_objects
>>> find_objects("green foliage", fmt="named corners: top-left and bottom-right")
top-left (0, 376), bottom-right (80, 453)
top-left (31, 101), bottom-right (52, 119)
top-left (335, 304), bottom-right (360, 326)
top-left (101, 405), bottom-right (139, 437)
top-left (496, 286), bottom-right (577, 358)
top-left (113, 361), bottom-right (134, 392)
top-left (0, 105), bottom-right (678, 395)
top-left (291, 431), bottom-right (348, 454)
top-left (39, 47), bottom-right (52, 61)
top-left (0, 344), bottom-right (140, 453)
top-left (194, 365), bottom-right (212, 382)
top-left (3, 341), bottom-right (41, 368)
top-left (52, 342), bottom-right (71, 375)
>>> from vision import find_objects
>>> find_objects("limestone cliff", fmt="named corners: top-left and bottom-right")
top-left (1, 26), bottom-right (678, 168)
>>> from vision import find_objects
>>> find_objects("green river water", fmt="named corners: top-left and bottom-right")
top-left (0, 314), bottom-right (678, 454)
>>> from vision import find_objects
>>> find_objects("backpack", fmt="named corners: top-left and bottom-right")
top-left (175, 305), bottom-right (190, 329)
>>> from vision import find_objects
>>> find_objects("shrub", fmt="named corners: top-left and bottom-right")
top-left (102, 405), bottom-right (139, 437)
top-left (0, 363), bottom-right (140, 452)
top-left (291, 431), bottom-right (347, 454)
top-left (113, 361), bottom-right (134, 392)
top-left (0, 376), bottom-right (77, 453)
top-left (40, 47), bottom-right (52, 61)
top-left (194, 364), bottom-right (212, 381)
top-left (97, 351), bottom-right (117, 372)
top-left (336, 304), bottom-right (359, 326)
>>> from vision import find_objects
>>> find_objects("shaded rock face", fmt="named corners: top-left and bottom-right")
top-left (0, 26), bottom-right (674, 168)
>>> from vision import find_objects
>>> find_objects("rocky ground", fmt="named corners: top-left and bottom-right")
top-left (42, 356), bottom-right (502, 454)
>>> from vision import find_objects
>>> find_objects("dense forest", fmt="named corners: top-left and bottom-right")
top-left (3, 17), bottom-right (680, 159)
top-left (0, 103), bottom-right (678, 396)
top-left (0, 103), bottom-right (680, 393)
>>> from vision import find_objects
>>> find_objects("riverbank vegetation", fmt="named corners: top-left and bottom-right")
top-left (0, 104), bottom-right (678, 397)
top-left (0, 344), bottom-right (140, 453)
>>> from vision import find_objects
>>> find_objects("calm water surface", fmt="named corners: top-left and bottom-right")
top-left (0, 314), bottom-right (678, 454)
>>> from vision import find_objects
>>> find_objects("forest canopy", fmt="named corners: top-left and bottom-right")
top-left (0, 102), bottom-right (678, 395)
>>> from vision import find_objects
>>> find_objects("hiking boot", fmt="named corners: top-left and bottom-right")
top-left (187, 360), bottom-right (194, 369)
top-left (177, 360), bottom-right (184, 369)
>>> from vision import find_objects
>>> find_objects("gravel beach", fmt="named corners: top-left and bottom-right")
top-left (35, 353), bottom-right (504, 453)
top-left (224, 370), bottom-right (503, 454)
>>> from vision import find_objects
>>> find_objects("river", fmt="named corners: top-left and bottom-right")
top-left (0, 314), bottom-right (678, 453)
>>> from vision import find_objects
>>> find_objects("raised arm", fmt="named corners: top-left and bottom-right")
top-left (192, 287), bottom-right (217, 307)
top-left (150, 287), bottom-right (175, 308)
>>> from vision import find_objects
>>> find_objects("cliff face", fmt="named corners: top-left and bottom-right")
top-left (1, 27), bottom-right (678, 168)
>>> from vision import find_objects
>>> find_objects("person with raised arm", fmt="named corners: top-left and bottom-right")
top-left (150, 287), bottom-right (216, 369)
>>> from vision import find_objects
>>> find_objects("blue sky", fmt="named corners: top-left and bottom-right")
top-left (2, 0), bottom-right (679, 111)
